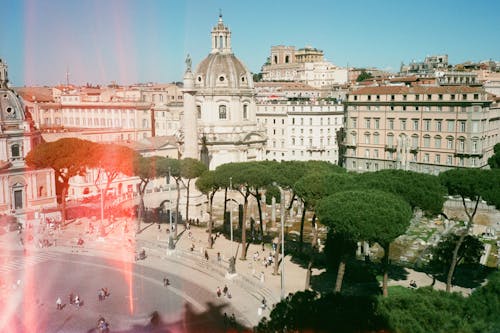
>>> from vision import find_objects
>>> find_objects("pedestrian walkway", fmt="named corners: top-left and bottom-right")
top-left (0, 252), bottom-right (60, 274)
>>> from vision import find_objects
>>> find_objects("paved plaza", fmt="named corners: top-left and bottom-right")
top-left (0, 194), bottom-right (310, 332)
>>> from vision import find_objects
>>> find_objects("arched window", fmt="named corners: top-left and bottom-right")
top-left (243, 104), bottom-right (248, 120)
top-left (285, 55), bottom-right (290, 63)
top-left (219, 105), bottom-right (227, 119)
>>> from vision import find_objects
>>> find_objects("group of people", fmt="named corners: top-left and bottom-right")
top-left (216, 284), bottom-right (231, 298)
top-left (98, 287), bottom-right (110, 301)
top-left (67, 292), bottom-right (82, 308)
top-left (135, 249), bottom-right (146, 261)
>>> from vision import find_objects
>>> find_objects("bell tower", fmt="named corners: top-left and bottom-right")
top-left (211, 13), bottom-right (232, 54)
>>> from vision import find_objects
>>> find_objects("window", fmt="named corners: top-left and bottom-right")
top-left (365, 118), bottom-right (371, 128)
top-left (423, 135), bottom-right (430, 147)
top-left (411, 135), bottom-right (418, 148)
top-left (197, 105), bottom-right (201, 119)
top-left (374, 149), bottom-right (379, 158)
top-left (447, 120), bottom-right (454, 132)
top-left (424, 119), bottom-right (431, 131)
top-left (423, 153), bottom-right (429, 163)
top-left (365, 149), bottom-right (370, 158)
top-left (218, 105), bottom-right (227, 119)
top-left (438, 94), bottom-right (443, 100)
top-left (364, 133), bottom-right (370, 144)
top-left (11, 144), bottom-right (20, 158)
top-left (462, 94), bottom-right (467, 100)
top-left (350, 132), bottom-right (356, 145)
top-left (387, 133), bottom-right (394, 146)
top-left (473, 94), bottom-right (479, 100)
top-left (374, 118), bottom-right (380, 129)
top-left (458, 139), bottom-right (465, 151)
top-left (459, 121), bottom-right (466, 132)
top-left (447, 155), bottom-right (453, 165)
top-left (447, 137), bottom-right (453, 149)
top-left (451, 94), bottom-right (455, 100)
top-left (436, 120), bottom-right (442, 131)
top-left (403, 94), bottom-right (407, 101)
top-left (373, 133), bottom-right (379, 144)
top-left (472, 140), bottom-right (478, 153)
top-left (388, 119), bottom-right (394, 130)
top-left (415, 94), bottom-right (420, 101)
top-left (435, 154), bottom-right (441, 164)
top-left (400, 119), bottom-right (407, 130)
top-left (434, 136), bottom-right (441, 148)
top-left (427, 94), bottom-right (432, 100)
top-left (243, 104), bottom-right (248, 119)
top-left (413, 119), bottom-right (419, 131)
top-left (351, 117), bottom-right (357, 127)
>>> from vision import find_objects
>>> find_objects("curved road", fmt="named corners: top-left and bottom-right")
top-left (0, 249), bottom-right (249, 332)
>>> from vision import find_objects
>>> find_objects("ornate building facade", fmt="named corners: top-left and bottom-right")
top-left (0, 59), bottom-right (57, 216)
top-left (183, 15), bottom-right (266, 169)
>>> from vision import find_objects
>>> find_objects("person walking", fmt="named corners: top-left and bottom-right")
top-left (222, 285), bottom-right (228, 296)
top-left (56, 297), bottom-right (62, 310)
top-left (216, 286), bottom-right (221, 297)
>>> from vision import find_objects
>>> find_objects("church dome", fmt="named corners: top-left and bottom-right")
top-left (195, 53), bottom-right (253, 90)
top-left (0, 59), bottom-right (25, 122)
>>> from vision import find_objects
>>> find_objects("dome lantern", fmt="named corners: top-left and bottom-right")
top-left (211, 13), bottom-right (232, 54)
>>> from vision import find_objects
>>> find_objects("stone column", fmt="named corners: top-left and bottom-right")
top-left (182, 69), bottom-right (198, 159)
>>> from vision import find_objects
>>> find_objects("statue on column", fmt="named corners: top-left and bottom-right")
top-left (185, 54), bottom-right (192, 72)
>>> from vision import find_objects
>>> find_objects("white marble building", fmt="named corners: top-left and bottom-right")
top-left (0, 59), bottom-right (57, 216)
top-left (182, 14), bottom-right (266, 169)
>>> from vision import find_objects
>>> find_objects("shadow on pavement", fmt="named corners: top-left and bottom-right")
top-left (88, 301), bottom-right (251, 333)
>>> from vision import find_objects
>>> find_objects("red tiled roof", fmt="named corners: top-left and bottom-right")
top-left (14, 87), bottom-right (54, 102)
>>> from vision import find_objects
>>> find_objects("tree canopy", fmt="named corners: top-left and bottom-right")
top-left (487, 143), bottom-right (500, 169)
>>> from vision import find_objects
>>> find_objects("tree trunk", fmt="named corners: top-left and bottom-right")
top-left (446, 232), bottom-right (466, 292)
top-left (256, 190), bottom-right (264, 240)
top-left (137, 193), bottom-right (145, 233)
top-left (240, 196), bottom-right (248, 260)
top-left (305, 215), bottom-right (317, 290)
top-left (223, 187), bottom-right (228, 218)
top-left (61, 185), bottom-right (67, 224)
top-left (305, 259), bottom-right (313, 290)
top-left (382, 243), bottom-right (390, 297)
top-left (446, 196), bottom-right (479, 292)
top-left (334, 260), bottom-right (346, 292)
top-left (185, 180), bottom-right (191, 223)
top-left (299, 204), bottom-right (306, 252)
top-left (207, 192), bottom-right (214, 249)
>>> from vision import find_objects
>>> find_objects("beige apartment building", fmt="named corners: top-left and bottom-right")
top-left (344, 86), bottom-right (499, 174)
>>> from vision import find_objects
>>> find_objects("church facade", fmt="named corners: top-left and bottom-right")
top-left (0, 59), bottom-right (57, 217)
top-left (182, 15), bottom-right (267, 170)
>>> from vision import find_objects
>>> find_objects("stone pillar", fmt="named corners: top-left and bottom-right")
top-left (182, 69), bottom-right (198, 159)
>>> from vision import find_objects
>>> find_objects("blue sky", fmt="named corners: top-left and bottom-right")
top-left (1, 0), bottom-right (499, 86)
